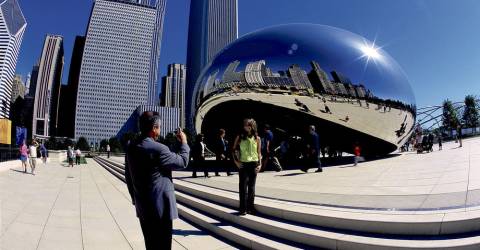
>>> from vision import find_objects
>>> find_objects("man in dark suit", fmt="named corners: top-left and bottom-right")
top-left (125, 111), bottom-right (189, 250)
top-left (215, 129), bottom-right (232, 176)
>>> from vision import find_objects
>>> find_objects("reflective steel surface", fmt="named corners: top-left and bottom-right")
top-left (191, 24), bottom-right (416, 155)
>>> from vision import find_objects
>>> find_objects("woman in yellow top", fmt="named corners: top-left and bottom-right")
top-left (233, 118), bottom-right (262, 216)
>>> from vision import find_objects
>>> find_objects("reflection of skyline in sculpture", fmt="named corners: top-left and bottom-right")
top-left (191, 24), bottom-right (416, 155)
top-left (203, 59), bottom-right (376, 101)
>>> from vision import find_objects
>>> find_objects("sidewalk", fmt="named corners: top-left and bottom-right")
top-left (0, 159), bottom-right (234, 250)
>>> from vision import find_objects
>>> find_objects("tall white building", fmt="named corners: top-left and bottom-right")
top-left (32, 35), bottom-right (64, 139)
top-left (75, 0), bottom-right (166, 144)
top-left (161, 64), bottom-right (186, 128)
top-left (0, 0), bottom-right (26, 119)
top-left (185, 0), bottom-right (238, 127)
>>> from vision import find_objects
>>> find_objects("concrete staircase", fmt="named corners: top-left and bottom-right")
top-left (93, 156), bottom-right (480, 250)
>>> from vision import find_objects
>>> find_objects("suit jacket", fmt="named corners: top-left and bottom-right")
top-left (125, 137), bottom-right (190, 220)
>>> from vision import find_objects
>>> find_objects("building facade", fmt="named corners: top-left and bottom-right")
top-left (161, 63), bottom-right (186, 127)
top-left (117, 105), bottom-right (180, 139)
top-left (32, 35), bottom-right (64, 139)
top-left (10, 75), bottom-right (24, 102)
top-left (57, 36), bottom-right (85, 138)
top-left (185, 0), bottom-right (238, 127)
top-left (0, 0), bottom-right (26, 119)
top-left (75, 0), bottom-right (166, 145)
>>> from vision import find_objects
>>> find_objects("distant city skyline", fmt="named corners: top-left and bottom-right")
top-left (13, 0), bottom-right (480, 109)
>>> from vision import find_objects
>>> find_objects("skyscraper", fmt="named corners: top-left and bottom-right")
top-left (10, 75), bottom-right (24, 102)
top-left (28, 63), bottom-right (39, 97)
top-left (288, 64), bottom-right (313, 90)
top-left (0, 0), bottom-right (26, 119)
top-left (75, 0), bottom-right (166, 144)
top-left (32, 35), bottom-right (64, 139)
top-left (308, 61), bottom-right (335, 94)
top-left (186, 0), bottom-right (238, 127)
top-left (161, 64), bottom-right (186, 127)
top-left (57, 36), bottom-right (85, 138)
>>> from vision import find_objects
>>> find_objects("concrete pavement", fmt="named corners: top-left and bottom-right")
top-left (0, 159), bottom-right (234, 250)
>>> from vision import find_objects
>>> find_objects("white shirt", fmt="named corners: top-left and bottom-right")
top-left (29, 146), bottom-right (37, 158)
top-left (75, 149), bottom-right (81, 156)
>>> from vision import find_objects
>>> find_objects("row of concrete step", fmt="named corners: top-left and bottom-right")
top-left (93, 156), bottom-right (480, 249)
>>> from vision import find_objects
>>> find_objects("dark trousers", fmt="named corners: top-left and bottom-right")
top-left (107, 151), bottom-right (110, 158)
top-left (216, 154), bottom-right (231, 175)
top-left (192, 157), bottom-right (207, 177)
top-left (75, 156), bottom-right (80, 165)
top-left (239, 162), bottom-right (258, 213)
top-left (139, 215), bottom-right (172, 250)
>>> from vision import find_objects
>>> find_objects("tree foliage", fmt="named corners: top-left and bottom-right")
top-left (76, 137), bottom-right (90, 151)
top-left (462, 95), bottom-right (479, 128)
top-left (442, 99), bottom-right (459, 130)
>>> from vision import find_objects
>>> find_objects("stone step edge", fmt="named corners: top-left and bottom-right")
top-left (176, 187), bottom-right (480, 250)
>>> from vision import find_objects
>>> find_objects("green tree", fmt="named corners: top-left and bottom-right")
top-left (108, 137), bottom-right (122, 153)
top-left (462, 95), bottom-right (479, 128)
top-left (442, 99), bottom-right (459, 130)
top-left (99, 139), bottom-right (108, 152)
top-left (76, 137), bottom-right (90, 151)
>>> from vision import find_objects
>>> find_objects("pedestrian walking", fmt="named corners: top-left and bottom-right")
top-left (125, 111), bottom-right (189, 250)
top-left (28, 140), bottom-right (39, 174)
top-left (75, 148), bottom-right (82, 165)
top-left (191, 134), bottom-right (208, 178)
top-left (233, 118), bottom-right (261, 216)
top-left (19, 140), bottom-right (28, 173)
top-left (301, 125), bottom-right (323, 173)
top-left (260, 124), bottom-right (274, 172)
top-left (40, 143), bottom-right (48, 164)
top-left (214, 129), bottom-right (232, 176)
top-left (67, 146), bottom-right (75, 167)
top-left (106, 144), bottom-right (111, 158)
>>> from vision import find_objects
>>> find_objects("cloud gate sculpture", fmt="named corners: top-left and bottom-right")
top-left (190, 24), bottom-right (416, 156)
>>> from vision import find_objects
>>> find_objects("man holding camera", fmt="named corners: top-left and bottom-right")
top-left (125, 111), bottom-right (189, 250)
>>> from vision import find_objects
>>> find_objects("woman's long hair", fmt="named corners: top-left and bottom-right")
top-left (240, 118), bottom-right (258, 140)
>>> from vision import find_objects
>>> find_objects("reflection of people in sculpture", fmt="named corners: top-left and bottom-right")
top-left (324, 104), bottom-right (332, 114)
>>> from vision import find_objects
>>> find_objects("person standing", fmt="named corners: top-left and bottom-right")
top-left (19, 141), bottom-right (28, 173)
top-left (40, 143), bottom-right (48, 164)
top-left (353, 143), bottom-right (362, 166)
top-left (125, 111), bottom-right (189, 250)
top-left (67, 146), bottom-right (75, 167)
top-left (233, 118), bottom-right (262, 216)
top-left (214, 129), bottom-right (232, 176)
top-left (191, 134), bottom-right (208, 178)
top-left (457, 124), bottom-right (463, 147)
top-left (438, 134), bottom-right (443, 150)
top-left (75, 148), bottom-right (82, 165)
top-left (301, 125), bottom-right (322, 173)
top-left (28, 140), bottom-right (39, 175)
top-left (260, 124), bottom-right (273, 172)
top-left (106, 144), bottom-right (111, 158)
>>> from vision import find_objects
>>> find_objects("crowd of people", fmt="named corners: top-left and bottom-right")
top-left (18, 139), bottom-right (85, 172)
top-left (123, 111), bottom-right (366, 249)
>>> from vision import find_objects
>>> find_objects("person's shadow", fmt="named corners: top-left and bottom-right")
top-left (173, 229), bottom-right (209, 236)
top-left (10, 169), bottom-right (31, 174)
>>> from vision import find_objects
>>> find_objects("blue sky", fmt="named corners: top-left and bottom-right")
top-left (16, 0), bottom-right (480, 108)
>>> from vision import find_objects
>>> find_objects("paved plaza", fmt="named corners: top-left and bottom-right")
top-left (106, 136), bottom-right (480, 212)
top-left (0, 159), bottom-right (234, 250)
top-left (171, 137), bottom-right (480, 212)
